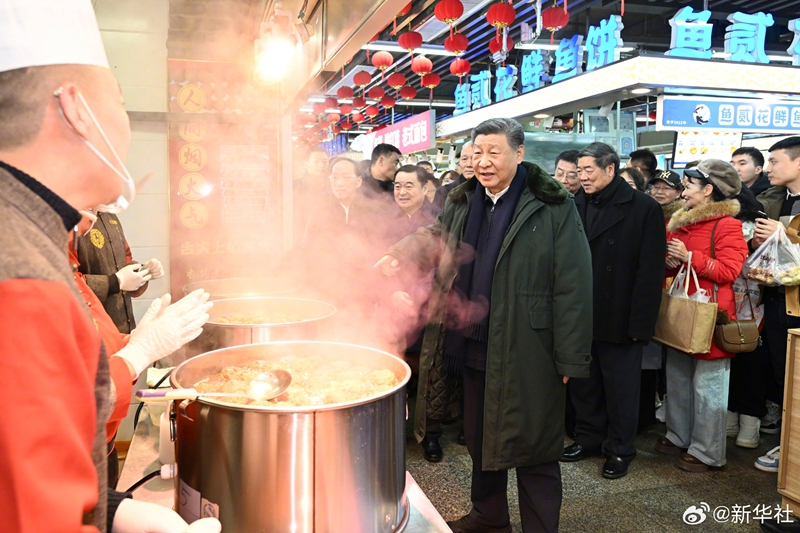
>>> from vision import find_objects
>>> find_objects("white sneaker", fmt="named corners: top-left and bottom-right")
top-left (761, 401), bottom-right (782, 434)
top-left (655, 395), bottom-right (666, 423)
top-left (755, 446), bottom-right (780, 473)
top-left (735, 414), bottom-right (760, 448)
top-left (726, 410), bottom-right (739, 438)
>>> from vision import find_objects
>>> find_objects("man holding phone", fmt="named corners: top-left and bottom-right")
top-left (750, 136), bottom-right (800, 472)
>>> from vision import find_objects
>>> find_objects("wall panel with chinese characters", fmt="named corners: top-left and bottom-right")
top-left (167, 60), bottom-right (282, 296)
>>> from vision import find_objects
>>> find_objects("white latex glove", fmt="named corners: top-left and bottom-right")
top-left (116, 263), bottom-right (151, 291)
top-left (144, 258), bottom-right (165, 279)
top-left (184, 518), bottom-right (222, 533)
top-left (111, 499), bottom-right (186, 533)
top-left (116, 289), bottom-right (212, 376)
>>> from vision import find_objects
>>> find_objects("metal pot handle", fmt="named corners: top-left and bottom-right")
top-left (172, 399), bottom-right (196, 442)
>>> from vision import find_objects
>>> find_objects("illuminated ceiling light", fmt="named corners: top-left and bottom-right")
top-left (308, 96), bottom-right (456, 108)
top-left (533, 113), bottom-right (550, 119)
top-left (254, 31), bottom-right (297, 83)
top-left (515, 43), bottom-right (635, 52)
top-left (362, 41), bottom-right (456, 57)
top-left (631, 87), bottom-right (652, 94)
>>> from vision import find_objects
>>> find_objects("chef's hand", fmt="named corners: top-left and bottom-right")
top-left (391, 291), bottom-right (415, 315)
top-left (111, 499), bottom-right (222, 533)
top-left (117, 264), bottom-right (151, 291)
top-left (374, 254), bottom-right (401, 276)
top-left (666, 239), bottom-right (689, 263)
top-left (753, 218), bottom-right (783, 248)
top-left (117, 289), bottom-right (212, 377)
top-left (143, 258), bottom-right (165, 279)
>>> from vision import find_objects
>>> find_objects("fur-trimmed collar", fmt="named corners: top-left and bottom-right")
top-left (667, 199), bottom-right (740, 231)
top-left (661, 200), bottom-right (686, 222)
top-left (448, 161), bottom-right (569, 205)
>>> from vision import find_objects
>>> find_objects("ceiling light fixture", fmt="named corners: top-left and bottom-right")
top-left (362, 41), bottom-right (456, 57)
top-left (631, 88), bottom-right (652, 94)
top-left (533, 113), bottom-right (550, 119)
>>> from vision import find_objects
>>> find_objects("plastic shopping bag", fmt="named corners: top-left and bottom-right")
top-left (733, 275), bottom-right (764, 326)
top-left (667, 253), bottom-right (710, 302)
top-left (744, 226), bottom-right (800, 286)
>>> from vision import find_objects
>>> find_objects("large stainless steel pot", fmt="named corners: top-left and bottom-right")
top-left (182, 277), bottom-right (298, 301)
top-left (171, 341), bottom-right (412, 533)
top-left (182, 297), bottom-right (336, 359)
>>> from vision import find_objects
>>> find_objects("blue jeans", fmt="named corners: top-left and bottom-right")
top-left (665, 349), bottom-right (730, 467)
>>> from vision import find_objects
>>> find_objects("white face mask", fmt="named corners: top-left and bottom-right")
top-left (54, 88), bottom-right (151, 213)
top-left (78, 209), bottom-right (97, 235)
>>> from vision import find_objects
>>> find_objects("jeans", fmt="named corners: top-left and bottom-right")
top-left (664, 349), bottom-right (730, 467)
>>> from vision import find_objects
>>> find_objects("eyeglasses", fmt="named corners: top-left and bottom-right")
top-left (650, 184), bottom-right (676, 193)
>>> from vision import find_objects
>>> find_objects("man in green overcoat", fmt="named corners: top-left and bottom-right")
top-left (376, 118), bottom-right (593, 533)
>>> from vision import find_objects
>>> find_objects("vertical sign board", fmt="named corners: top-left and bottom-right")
top-left (167, 60), bottom-right (282, 297)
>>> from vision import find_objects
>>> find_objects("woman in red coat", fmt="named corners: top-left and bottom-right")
top-left (654, 160), bottom-right (749, 472)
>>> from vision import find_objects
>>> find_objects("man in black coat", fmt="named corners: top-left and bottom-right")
top-left (562, 142), bottom-right (666, 479)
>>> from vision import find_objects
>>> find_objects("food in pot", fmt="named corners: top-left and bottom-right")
top-left (214, 312), bottom-right (303, 324)
top-left (195, 356), bottom-right (399, 406)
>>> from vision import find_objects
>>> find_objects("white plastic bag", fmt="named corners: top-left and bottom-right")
top-left (667, 253), bottom-right (710, 302)
top-left (733, 275), bottom-right (764, 326)
top-left (744, 225), bottom-right (800, 286)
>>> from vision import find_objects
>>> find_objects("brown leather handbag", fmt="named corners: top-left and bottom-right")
top-left (710, 221), bottom-right (761, 353)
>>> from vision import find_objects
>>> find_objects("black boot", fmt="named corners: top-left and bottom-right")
top-left (422, 434), bottom-right (443, 462)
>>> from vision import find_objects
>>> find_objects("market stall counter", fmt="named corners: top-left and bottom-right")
top-left (118, 418), bottom-right (452, 533)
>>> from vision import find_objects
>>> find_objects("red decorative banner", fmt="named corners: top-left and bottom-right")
top-left (167, 59), bottom-right (282, 296)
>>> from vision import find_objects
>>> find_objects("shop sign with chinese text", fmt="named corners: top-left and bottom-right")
top-left (657, 95), bottom-right (800, 134)
top-left (360, 110), bottom-right (436, 155)
top-left (452, 9), bottom-right (800, 118)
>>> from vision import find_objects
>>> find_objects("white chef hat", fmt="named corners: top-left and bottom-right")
top-left (0, 0), bottom-right (109, 74)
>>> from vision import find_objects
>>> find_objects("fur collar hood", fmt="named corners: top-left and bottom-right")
top-left (668, 199), bottom-right (740, 232)
top-left (449, 161), bottom-right (569, 205)
top-left (661, 200), bottom-right (686, 222)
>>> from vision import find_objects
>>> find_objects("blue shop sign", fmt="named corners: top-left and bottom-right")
top-left (658, 95), bottom-right (800, 134)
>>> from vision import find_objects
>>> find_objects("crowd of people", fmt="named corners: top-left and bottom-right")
top-left (295, 121), bottom-right (800, 533)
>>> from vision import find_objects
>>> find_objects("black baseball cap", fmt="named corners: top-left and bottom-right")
top-left (648, 170), bottom-right (683, 190)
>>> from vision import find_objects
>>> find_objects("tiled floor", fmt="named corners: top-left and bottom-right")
top-left (406, 423), bottom-right (783, 532)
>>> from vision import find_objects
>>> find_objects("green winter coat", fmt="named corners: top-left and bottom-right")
top-left (388, 161), bottom-right (593, 471)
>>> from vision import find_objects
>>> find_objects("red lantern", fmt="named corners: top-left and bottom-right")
top-left (353, 71), bottom-right (372, 98)
top-left (352, 112), bottom-right (366, 124)
top-left (421, 73), bottom-right (440, 99)
top-left (365, 105), bottom-right (380, 122)
top-left (444, 33), bottom-right (469, 55)
top-left (312, 103), bottom-right (326, 115)
top-left (371, 51), bottom-right (394, 80)
top-left (331, 124), bottom-right (342, 134)
top-left (341, 121), bottom-right (353, 131)
top-left (324, 97), bottom-right (338, 109)
top-left (399, 85), bottom-right (417, 100)
top-left (488, 35), bottom-right (514, 55)
top-left (340, 104), bottom-right (354, 115)
top-left (411, 56), bottom-right (433, 79)
top-left (394, 2), bottom-right (412, 34)
top-left (449, 57), bottom-right (471, 84)
top-left (337, 86), bottom-right (354, 99)
top-left (387, 72), bottom-right (407, 97)
top-left (368, 86), bottom-right (385, 100)
top-left (434, 0), bottom-right (464, 37)
top-left (398, 31), bottom-right (423, 57)
top-left (327, 113), bottom-right (341, 123)
top-left (486, 2), bottom-right (516, 39)
top-left (352, 96), bottom-right (367, 108)
top-left (381, 94), bottom-right (396, 109)
top-left (541, 6), bottom-right (570, 44)
top-left (298, 112), bottom-right (317, 124)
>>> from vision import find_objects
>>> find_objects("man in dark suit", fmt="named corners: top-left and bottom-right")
top-left (563, 142), bottom-right (666, 479)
